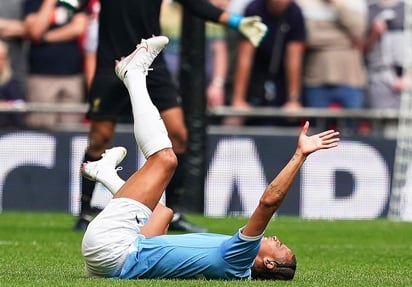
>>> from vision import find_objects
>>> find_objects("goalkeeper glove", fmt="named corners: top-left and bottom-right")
top-left (227, 15), bottom-right (268, 47)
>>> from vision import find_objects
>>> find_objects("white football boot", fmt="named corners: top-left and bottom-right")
top-left (115, 35), bottom-right (169, 80)
top-left (81, 147), bottom-right (127, 182)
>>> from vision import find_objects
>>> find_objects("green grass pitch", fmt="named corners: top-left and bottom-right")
top-left (0, 212), bottom-right (411, 287)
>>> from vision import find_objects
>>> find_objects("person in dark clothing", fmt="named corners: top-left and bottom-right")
top-left (0, 40), bottom-right (25, 128)
top-left (23, 0), bottom-right (89, 129)
top-left (74, 0), bottom-right (267, 232)
top-left (228, 0), bottom-right (306, 126)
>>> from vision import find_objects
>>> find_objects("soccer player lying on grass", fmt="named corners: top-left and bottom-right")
top-left (81, 36), bottom-right (340, 280)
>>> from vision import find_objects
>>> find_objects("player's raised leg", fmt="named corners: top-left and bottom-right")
top-left (113, 36), bottom-right (177, 211)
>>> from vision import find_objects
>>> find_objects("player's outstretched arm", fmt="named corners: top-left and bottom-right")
top-left (242, 121), bottom-right (339, 237)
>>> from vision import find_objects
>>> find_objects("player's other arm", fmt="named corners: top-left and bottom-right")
top-left (140, 203), bottom-right (174, 238)
top-left (242, 121), bottom-right (340, 237)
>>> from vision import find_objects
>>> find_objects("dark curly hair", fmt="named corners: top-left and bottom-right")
top-left (251, 255), bottom-right (297, 280)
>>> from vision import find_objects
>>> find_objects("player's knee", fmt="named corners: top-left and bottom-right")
top-left (155, 203), bottom-right (174, 221)
top-left (158, 149), bottom-right (178, 173)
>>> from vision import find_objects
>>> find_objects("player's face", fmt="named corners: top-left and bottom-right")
top-left (252, 236), bottom-right (296, 280)
top-left (260, 236), bottom-right (294, 262)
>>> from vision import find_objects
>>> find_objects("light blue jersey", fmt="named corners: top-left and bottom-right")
top-left (118, 230), bottom-right (263, 280)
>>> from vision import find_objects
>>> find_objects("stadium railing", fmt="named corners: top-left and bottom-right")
top-left (0, 102), bottom-right (400, 137)
top-left (207, 106), bottom-right (399, 138)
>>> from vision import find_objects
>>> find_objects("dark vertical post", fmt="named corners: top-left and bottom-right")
top-left (178, 9), bottom-right (206, 213)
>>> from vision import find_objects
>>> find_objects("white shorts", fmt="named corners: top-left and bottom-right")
top-left (81, 198), bottom-right (152, 277)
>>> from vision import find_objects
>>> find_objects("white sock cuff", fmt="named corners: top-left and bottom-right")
top-left (140, 135), bottom-right (173, 159)
top-left (133, 109), bottom-right (172, 159)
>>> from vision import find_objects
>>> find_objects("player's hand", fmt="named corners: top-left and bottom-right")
top-left (238, 16), bottom-right (267, 47)
top-left (297, 121), bottom-right (339, 156)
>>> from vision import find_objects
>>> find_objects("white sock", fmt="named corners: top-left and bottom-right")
top-left (98, 168), bottom-right (125, 195)
top-left (124, 70), bottom-right (172, 158)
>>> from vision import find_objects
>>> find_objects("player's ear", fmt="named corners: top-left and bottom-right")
top-left (264, 258), bottom-right (276, 270)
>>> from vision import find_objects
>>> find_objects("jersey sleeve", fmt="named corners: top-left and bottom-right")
top-left (219, 227), bottom-right (263, 268)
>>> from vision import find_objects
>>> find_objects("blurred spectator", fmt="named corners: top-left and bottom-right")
top-left (363, 0), bottom-right (407, 110)
top-left (160, 0), bottom-right (229, 108)
top-left (228, 0), bottom-right (306, 126)
top-left (206, 0), bottom-right (230, 108)
top-left (206, 26), bottom-right (227, 108)
top-left (83, 0), bottom-right (100, 90)
top-left (297, 0), bottom-right (367, 111)
top-left (160, 0), bottom-right (229, 109)
top-left (0, 40), bottom-right (25, 128)
top-left (224, 0), bottom-right (253, 101)
top-left (0, 0), bottom-right (28, 88)
top-left (23, 0), bottom-right (88, 129)
top-left (159, 0), bottom-right (181, 84)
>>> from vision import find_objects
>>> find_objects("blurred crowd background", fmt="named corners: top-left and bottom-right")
top-left (0, 0), bottom-right (408, 132)
top-left (1, 0), bottom-right (412, 223)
